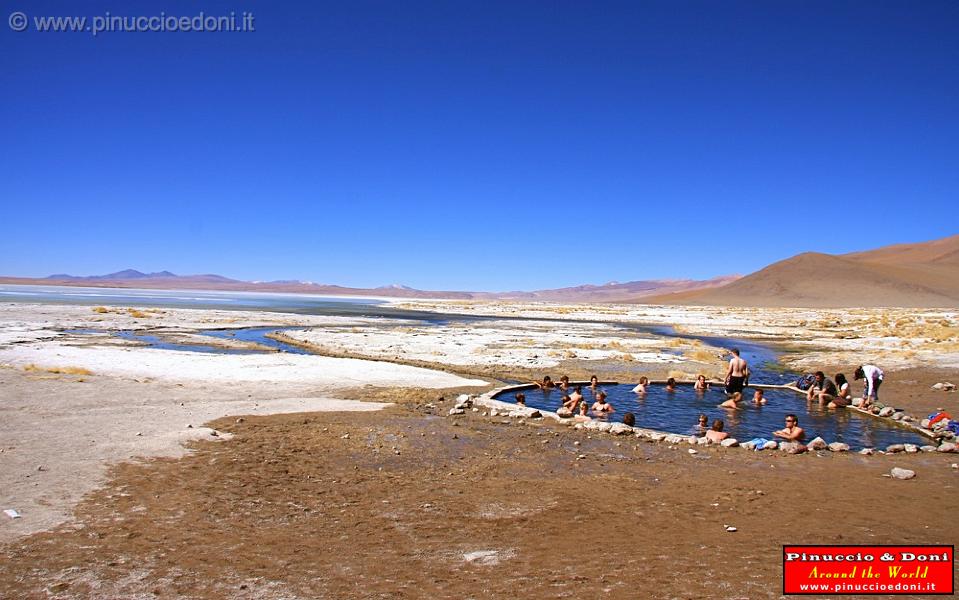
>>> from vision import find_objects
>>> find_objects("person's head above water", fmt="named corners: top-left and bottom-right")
top-left (590, 375), bottom-right (599, 385)
top-left (596, 390), bottom-right (608, 402)
top-left (754, 389), bottom-right (764, 398)
top-left (785, 414), bottom-right (799, 425)
top-left (639, 376), bottom-right (649, 384)
top-left (698, 414), bottom-right (708, 425)
top-left (515, 392), bottom-right (525, 405)
top-left (711, 419), bottom-right (724, 432)
top-left (622, 412), bottom-right (635, 426)
top-left (560, 375), bottom-right (569, 384)
top-left (666, 377), bottom-right (676, 387)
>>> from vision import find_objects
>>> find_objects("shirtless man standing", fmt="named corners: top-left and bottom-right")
top-left (724, 348), bottom-right (749, 401)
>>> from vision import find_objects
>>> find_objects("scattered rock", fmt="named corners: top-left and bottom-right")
top-left (340, 433), bottom-right (350, 440)
top-left (859, 448), bottom-right (874, 456)
top-left (779, 442), bottom-right (807, 454)
top-left (724, 525), bottom-right (737, 532)
top-left (807, 437), bottom-right (827, 450)
top-left (135, 432), bottom-right (143, 437)
top-left (890, 467), bottom-right (916, 480)
top-left (891, 412), bottom-right (904, 421)
top-left (697, 436), bottom-right (709, 445)
top-left (210, 430), bottom-right (219, 437)
top-left (36, 465), bottom-right (46, 472)
top-left (828, 442), bottom-right (850, 452)
top-left (529, 410), bottom-right (542, 419)
top-left (878, 407), bottom-right (895, 417)
top-left (903, 444), bottom-right (918, 453)
top-left (688, 448), bottom-right (698, 455)
top-left (609, 423), bottom-right (633, 436)
top-left (186, 424), bottom-right (193, 429)
top-left (932, 382), bottom-right (956, 391)
top-left (762, 441), bottom-right (778, 450)
top-left (885, 444), bottom-right (905, 454)
top-left (920, 445), bottom-right (937, 453)
top-left (937, 442), bottom-right (957, 453)
top-left (449, 408), bottom-right (465, 416)
top-left (720, 438), bottom-right (739, 448)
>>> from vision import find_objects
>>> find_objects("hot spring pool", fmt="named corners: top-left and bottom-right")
top-left (493, 384), bottom-right (928, 450)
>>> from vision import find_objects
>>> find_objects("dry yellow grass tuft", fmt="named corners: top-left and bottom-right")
top-left (92, 306), bottom-right (111, 314)
top-left (127, 308), bottom-right (149, 318)
top-left (23, 364), bottom-right (94, 376)
top-left (685, 348), bottom-right (719, 363)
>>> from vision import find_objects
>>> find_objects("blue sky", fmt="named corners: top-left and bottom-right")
top-left (1, 1), bottom-right (957, 291)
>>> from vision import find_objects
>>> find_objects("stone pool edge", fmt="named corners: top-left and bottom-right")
top-left (459, 380), bottom-right (957, 457)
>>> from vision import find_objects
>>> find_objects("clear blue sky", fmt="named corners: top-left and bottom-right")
top-left (1, 1), bottom-right (957, 291)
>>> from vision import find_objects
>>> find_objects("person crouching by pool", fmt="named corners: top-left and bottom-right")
top-left (773, 414), bottom-right (805, 442)
top-left (665, 377), bottom-right (677, 393)
top-left (829, 373), bottom-right (852, 408)
top-left (632, 376), bottom-right (649, 394)
top-left (706, 419), bottom-right (728, 443)
top-left (591, 391), bottom-right (614, 414)
top-left (806, 371), bottom-right (837, 404)
top-left (693, 374), bottom-right (708, 391)
top-left (622, 412), bottom-right (636, 427)
top-left (514, 393), bottom-right (526, 407)
top-left (854, 364), bottom-right (884, 409)
top-left (752, 389), bottom-right (767, 405)
top-left (556, 394), bottom-right (577, 418)
top-left (534, 375), bottom-right (555, 390)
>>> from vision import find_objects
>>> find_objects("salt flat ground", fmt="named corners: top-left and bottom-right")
top-left (0, 301), bottom-right (957, 598)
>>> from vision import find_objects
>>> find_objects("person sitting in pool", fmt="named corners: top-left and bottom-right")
top-left (696, 414), bottom-right (709, 432)
top-left (806, 371), bottom-right (837, 404)
top-left (568, 386), bottom-right (584, 406)
top-left (665, 377), bottom-right (677, 393)
top-left (574, 400), bottom-right (591, 422)
top-left (752, 389), bottom-right (767, 405)
top-left (589, 375), bottom-right (600, 390)
top-left (719, 392), bottom-right (743, 409)
top-left (828, 373), bottom-right (852, 408)
top-left (514, 393), bottom-right (526, 407)
top-left (535, 375), bottom-right (555, 390)
top-left (622, 412), bottom-right (636, 427)
top-left (591, 391), bottom-right (614, 414)
top-left (693, 375), bottom-right (709, 391)
top-left (773, 414), bottom-right (805, 442)
top-left (557, 375), bottom-right (571, 391)
top-left (706, 419), bottom-right (729, 443)
top-left (632, 376), bottom-right (649, 394)
top-left (557, 394), bottom-right (577, 417)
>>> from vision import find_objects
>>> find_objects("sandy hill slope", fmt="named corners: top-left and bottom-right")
top-left (643, 234), bottom-right (959, 308)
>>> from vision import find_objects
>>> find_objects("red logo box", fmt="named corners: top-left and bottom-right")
top-left (783, 545), bottom-right (954, 595)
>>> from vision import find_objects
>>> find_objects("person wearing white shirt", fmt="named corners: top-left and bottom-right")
top-left (854, 364), bottom-right (884, 408)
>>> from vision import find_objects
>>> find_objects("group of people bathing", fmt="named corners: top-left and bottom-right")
top-left (522, 375), bottom-right (617, 420)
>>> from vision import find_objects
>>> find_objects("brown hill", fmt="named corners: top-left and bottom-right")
top-left (644, 234), bottom-right (959, 308)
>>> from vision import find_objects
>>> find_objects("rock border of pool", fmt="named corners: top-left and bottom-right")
top-left (461, 381), bottom-right (958, 456)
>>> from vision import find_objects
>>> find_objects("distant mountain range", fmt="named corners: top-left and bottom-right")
top-left (4, 234), bottom-right (958, 307)
top-left (0, 269), bottom-right (738, 302)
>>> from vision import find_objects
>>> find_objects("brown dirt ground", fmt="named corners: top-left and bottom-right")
top-left (1, 370), bottom-right (958, 599)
